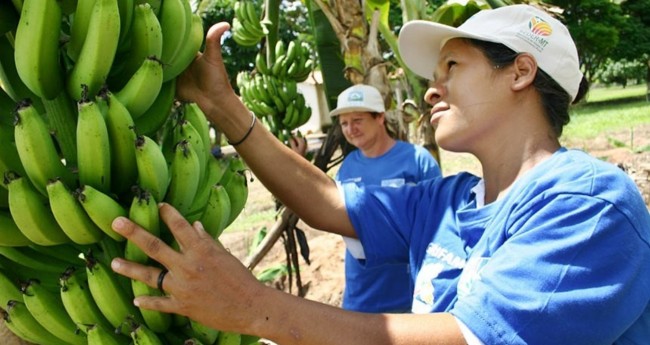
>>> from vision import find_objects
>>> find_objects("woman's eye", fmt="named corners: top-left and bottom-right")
top-left (447, 61), bottom-right (457, 70)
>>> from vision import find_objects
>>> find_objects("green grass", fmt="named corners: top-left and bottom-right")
top-left (584, 84), bottom-right (647, 103)
top-left (564, 99), bottom-right (650, 141)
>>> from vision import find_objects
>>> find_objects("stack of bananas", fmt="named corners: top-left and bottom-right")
top-left (237, 39), bottom-right (314, 144)
top-left (231, 1), bottom-right (266, 47)
top-left (0, 0), bottom-right (257, 344)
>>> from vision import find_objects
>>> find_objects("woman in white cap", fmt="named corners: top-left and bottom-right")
top-left (111, 4), bottom-right (650, 344)
top-left (329, 84), bottom-right (441, 314)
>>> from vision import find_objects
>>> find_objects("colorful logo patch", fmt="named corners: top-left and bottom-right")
top-left (529, 16), bottom-right (552, 36)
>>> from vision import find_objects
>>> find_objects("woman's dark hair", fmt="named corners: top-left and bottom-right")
top-left (466, 39), bottom-right (590, 137)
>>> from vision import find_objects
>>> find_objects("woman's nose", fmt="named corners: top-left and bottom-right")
top-left (424, 86), bottom-right (442, 106)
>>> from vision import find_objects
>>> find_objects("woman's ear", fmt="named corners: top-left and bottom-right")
top-left (511, 53), bottom-right (537, 92)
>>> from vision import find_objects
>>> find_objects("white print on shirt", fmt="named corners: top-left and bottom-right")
top-left (381, 178), bottom-right (405, 188)
top-left (412, 243), bottom-right (468, 313)
top-left (457, 256), bottom-right (489, 298)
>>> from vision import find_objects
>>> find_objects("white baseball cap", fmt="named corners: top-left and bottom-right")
top-left (329, 84), bottom-right (385, 116)
top-left (398, 5), bottom-right (583, 101)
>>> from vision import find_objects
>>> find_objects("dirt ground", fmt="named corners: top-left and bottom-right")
top-left (2, 125), bottom-right (649, 344)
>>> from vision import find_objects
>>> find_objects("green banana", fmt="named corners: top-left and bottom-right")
top-left (0, 32), bottom-right (42, 109)
top-left (242, 1), bottom-right (264, 37)
top-left (5, 172), bottom-right (70, 245)
top-left (0, 246), bottom-right (72, 273)
top-left (3, 300), bottom-right (70, 345)
top-left (13, 0), bottom-right (64, 100)
top-left (117, 0), bottom-right (135, 49)
top-left (0, 255), bottom-right (62, 292)
top-left (183, 319), bottom-right (220, 345)
top-left (165, 140), bottom-right (201, 216)
top-left (22, 279), bottom-right (88, 344)
top-left (135, 134), bottom-right (170, 202)
top-left (133, 78), bottom-right (176, 137)
top-left (131, 322), bottom-right (165, 345)
top-left (67, 0), bottom-right (121, 100)
top-left (222, 169), bottom-right (248, 228)
top-left (100, 89), bottom-right (138, 196)
top-left (199, 184), bottom-right (231, 239)
top-left (231, 17), bottom-right (261, 47)
top-left (134, 0), bottom-right (160, 16)
top-left (0, 123), bottom-right (26, 187)
top-left (0, 210), bottom-right (33, 246)
top-left (254, 51), bottom-right (270, 75)
top-left (67, 0), bottom-right (97, 61)
top-left (131, 279), bottom-right (171, 333)
top-left (125, 188), bottom-right (160, 264)
top-left (87, 323), bottom-right (129, 345)
top-left (60, 266), bottom-right (115, 334)
top-left (0, 269), bottom-right (22, 307)
top-left (181, 102), bottom-right (212, 165)
top-left (159, 0), bottom-right (191, 67)
top-left (77, 92), bottom-right (112, 193)
top-left (116, 56), bottom-right (164, 119)
top-left (114, 2), bottom-right (163, 88)
top-left (86, 256), bottom-right (143, 335)
top-left (47, 178), bottom-right (105, 244)
top-left (216, 331), bottom-right (242, 345)
top-left (13, 100), bottom-right (76, 196)
top-left (76, 184), bottom-right (128, 241)
top-left (173, 118), bottom-right (208, 187)
top-left (186, 155), bottom-right (227, 221)
top-left (163, 12), bottom-right (204, 82)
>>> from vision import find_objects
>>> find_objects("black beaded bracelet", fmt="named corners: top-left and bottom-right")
top-left (228, 112), bottom-right (257, 146)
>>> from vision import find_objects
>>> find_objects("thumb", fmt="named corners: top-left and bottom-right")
top-left (202, 22), bottom-right (231, 64)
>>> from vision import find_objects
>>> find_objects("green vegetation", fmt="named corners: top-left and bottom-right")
top-left (564, 84), bottom-right (649, 142)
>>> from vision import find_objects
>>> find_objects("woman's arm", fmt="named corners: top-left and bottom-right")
top-left (110, 205), bottom-right (466, 345)
top-left (175, 22), bottom-right (352, 236)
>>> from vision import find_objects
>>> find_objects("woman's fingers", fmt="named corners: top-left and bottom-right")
top-left (158, 203), bottom-right (205, 250)
top-left (111, 215), bottom-right (179, 266)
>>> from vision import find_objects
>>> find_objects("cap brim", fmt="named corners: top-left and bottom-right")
top-left (329, 106), bottom-right (383, 117)
top-left (398, 21), bottom-right (485, 80)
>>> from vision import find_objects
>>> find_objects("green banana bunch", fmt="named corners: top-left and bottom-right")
top-left (3, 300), bottom-right (71, 345)
top-left (60, 266), bottom-right (115, 334)
top-left (186, 156), bottom-right (227, 222)
top-left (67, 0), bottom-right (121, 100)
top-left (5, 172), bottom-right (71, 246)
top-left (13, 99), bottom-right (76, 195)
top-left (0, 245), bottom-right (74, 273)
top-left (232, 1), bottom-right (264, 47)
top-left (0, 254), bottom-right (62, 292)
top-left (13, 0), bottom-right (64, 100)
top-left (22, 279), bottom-right (88, 344)
top-left (86, 256), bottom-right (143, 335)
top-left (219, 162), bottom-right (249, 228)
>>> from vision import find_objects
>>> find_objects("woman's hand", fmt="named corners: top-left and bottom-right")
top-left (110, 203), bottom-right (263, 333)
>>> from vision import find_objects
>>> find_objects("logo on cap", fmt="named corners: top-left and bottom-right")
top-left (529, 16), bottom-right (552, 36)
top-left (347, 91), bottom-right (364, 102)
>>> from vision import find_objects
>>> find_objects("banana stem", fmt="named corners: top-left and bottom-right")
top-left (263, 0), bottom-right (281, 64)
top-left (42, 92), bottom-right (78, 166)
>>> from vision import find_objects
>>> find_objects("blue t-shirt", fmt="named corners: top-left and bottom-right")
top-left (335, 140), bottom-right (441, 312)
top-left (343, 148), bottom-right (650, 344)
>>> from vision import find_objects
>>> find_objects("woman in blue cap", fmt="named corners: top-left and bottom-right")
top-left (111, 5), bottom-right (650, 344)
